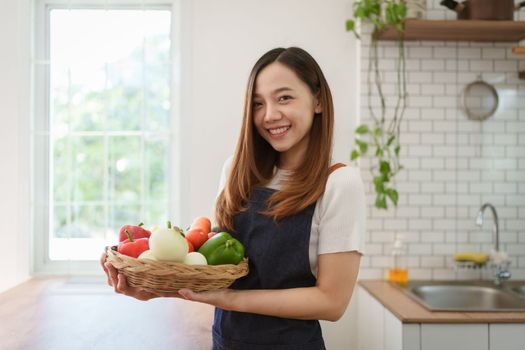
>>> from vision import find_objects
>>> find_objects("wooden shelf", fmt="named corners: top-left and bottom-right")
top-left (377, 19), bottom-right (525, 42)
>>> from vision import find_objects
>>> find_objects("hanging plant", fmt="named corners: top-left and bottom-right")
top-left (346, 0), bottom-right (408, 209)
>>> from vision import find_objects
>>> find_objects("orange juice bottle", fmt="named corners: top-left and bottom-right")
top-left (387, 235), bottom-right (409, 285)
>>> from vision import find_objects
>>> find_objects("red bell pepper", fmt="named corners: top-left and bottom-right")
top-left (118, 222), bottom-right (151, 242)
top-left (118, 230), bottom-right (149, 258)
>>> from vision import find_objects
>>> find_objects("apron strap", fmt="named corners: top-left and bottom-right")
top-left (328, 162), bottom-right (346, 174)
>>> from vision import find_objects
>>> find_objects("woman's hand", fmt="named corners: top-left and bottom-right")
top-left (99, 251), bottom-right (180, 301)
top-left (178, 288), bottom-right (235, 310)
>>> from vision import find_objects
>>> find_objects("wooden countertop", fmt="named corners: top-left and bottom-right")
top-left (359, 280), bottom-right (525, 324)
top-left (0, 276), bottom-right (214, 349)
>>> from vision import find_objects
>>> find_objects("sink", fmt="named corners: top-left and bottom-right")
top-left (399, 281), bottom-right (525, 311)
top-left (511, 285), bottom-right (525, 298)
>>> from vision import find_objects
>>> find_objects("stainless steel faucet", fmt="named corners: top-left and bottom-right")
top-left (476, 203), bottom-right (511, 285)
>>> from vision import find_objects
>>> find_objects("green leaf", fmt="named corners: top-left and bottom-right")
top-left (386, 134), bottom-right (395, 146)
top-left (375, 194), bottom-right (387, 209)
top-left (346, 19), bottom-right (355, 32)
top-left (355, 124), bottom-right (370, 134)
top-left (375, 147), bottom-right (383, 157)
top-left (351, 150), bottom-right (360, 161)
top-left (386, 188), bottom-right (399, 206)
top-left (385, 6), bottom-right (394, 25)
top-left (373, 175), bottom-right (385, 192)
top-left (354, 7), bottom-right (365, 19)
top-left (356, 139), bottom-right (368, 154)
top-left (371, 18), bottom-right (383, 29)
top-left (394, 144), bottom-right (401, 156)
top-left (371, 1), bottom-right (381, 15)
top-left (397, 2), bottom-right (407, 18)
top-left (380, 160), bottom-right (391, 175)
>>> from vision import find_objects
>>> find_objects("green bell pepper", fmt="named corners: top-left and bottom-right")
top-left (198, 232), bottom-right (245, 265)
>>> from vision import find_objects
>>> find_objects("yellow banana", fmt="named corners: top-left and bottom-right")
top-left (454, 252), bottom-right (488, 265)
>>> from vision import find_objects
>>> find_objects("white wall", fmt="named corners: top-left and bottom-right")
top-left (0, 0), bottom-right (31, 293)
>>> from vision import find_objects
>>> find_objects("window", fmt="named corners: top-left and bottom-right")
top-left (33, 1), bottom-right (176, 273)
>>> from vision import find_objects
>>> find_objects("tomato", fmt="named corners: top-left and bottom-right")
top-left (185, 229), bottom-right (208, 250)
top-left (198, 232), bottom-right (245, 265)
top-left (118, 222), bottom-right (151, 242)
top-left (191, 216), bottom-right (211, 233)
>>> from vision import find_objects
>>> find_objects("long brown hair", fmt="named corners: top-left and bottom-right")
top-left (215, 47), bottom-right (334, 231)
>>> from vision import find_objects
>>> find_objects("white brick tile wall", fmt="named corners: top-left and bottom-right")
top-left (359, 1), bottom-right (525, 281)
top-left (482, 48), bottom-right (506, 59)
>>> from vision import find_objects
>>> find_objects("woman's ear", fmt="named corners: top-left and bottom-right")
top-left (314, 94), bottom-right (322, 114)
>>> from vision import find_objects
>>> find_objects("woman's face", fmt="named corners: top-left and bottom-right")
top-left (252, 62), bottom-right (321, 170)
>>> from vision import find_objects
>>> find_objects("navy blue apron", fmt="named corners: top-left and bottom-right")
top-left (212, 185), bottom-right (325, 350)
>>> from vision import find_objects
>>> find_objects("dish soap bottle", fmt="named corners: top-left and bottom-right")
top-left (387, 234), bottom-right (409, 285)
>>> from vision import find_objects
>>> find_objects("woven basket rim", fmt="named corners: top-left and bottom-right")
top-left (105, 245), bottom-right (249, 273)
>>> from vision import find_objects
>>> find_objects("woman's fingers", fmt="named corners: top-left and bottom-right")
top-left (104, 262), bottom-right (118, 288)
top-left (117, 274), bottom-right (159, 301)
top-left (103, 262), bottom-right (180, 301)
top-left (178, 288), bottom-right (195, 300)
top-left (116, 273), bottom-right (129, 293)
top-left (100, 252), bottom-right (108, 273)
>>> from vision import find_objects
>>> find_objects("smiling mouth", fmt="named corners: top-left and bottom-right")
top-left (268, 126), bottom-right (291, 136)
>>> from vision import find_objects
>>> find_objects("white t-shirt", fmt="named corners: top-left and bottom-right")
top-left (217, 156), bottom-right (366, 277)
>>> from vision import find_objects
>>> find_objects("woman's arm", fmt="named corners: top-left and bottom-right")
top-left (179, 251), bottom-right (361, 322)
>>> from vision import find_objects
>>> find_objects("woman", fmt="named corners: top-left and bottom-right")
top-left (102, 47), bottom-right (365, 350)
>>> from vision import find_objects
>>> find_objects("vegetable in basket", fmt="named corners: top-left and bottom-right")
top-left (118, 230), bottom-right (149, 258)
top-left (185, 229), bottom-right (208, 250)
top-left (183, 252), bottom-right (208, 265)
top-left (198, 232), bottom-right (245, 265)
top-left (149, 221), bottom-right (188, 262)
top-left (118, 222), bottom-right (151, 242)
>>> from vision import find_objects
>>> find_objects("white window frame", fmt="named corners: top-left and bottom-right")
top-left (31, 0), bottom-right (190, 275)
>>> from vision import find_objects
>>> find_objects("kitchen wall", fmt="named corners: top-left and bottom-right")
top-left (0, 0), bottom-right (32, 296)
top-left (359, 0), bottom-right (525, 281)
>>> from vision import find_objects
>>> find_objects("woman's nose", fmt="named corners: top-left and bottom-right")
top-left (264, 103), bottom-right (282, 122)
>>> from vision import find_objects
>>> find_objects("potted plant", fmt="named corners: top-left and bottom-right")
top-left (346, 0), bottom-right (408, 209)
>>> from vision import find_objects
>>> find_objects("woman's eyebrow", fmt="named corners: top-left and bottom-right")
top-left (254, 87), bottom-right (294, 97)
top-left (273, 87), bottom-right (293, 94)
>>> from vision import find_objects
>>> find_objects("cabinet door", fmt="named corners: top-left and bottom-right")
top-left (489, 324), bottom-right (525, 350)
top-left (402, 323), bottom-right (421, 350)
top-left (421, 324), bottom-right (488, 350)
top-left (384, 309), bottom-right (421, 350)
top-left (384, 307), bottom-right (403, 350)
top-left (357, 287), bottom-right (384, 350)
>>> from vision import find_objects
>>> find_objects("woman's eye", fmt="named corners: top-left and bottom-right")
top-left (278, 95), bottom-right (292, 102)
top-left (253, 102), bottom-right (263, 109)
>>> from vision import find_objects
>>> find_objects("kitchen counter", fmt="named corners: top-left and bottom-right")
top-left (359, 280), bottom-right (525, 323)
top-left (0, 276), bottom-right (214, 349)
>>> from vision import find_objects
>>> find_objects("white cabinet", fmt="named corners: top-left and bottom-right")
top-left (489, 324), bottom-right (525, 350)
top-left (420, 324), bottom-right (488, 350)
top-left (357, 286), bottom-right (525, 350)
top-left (357, 286), bottom-right (419, 350)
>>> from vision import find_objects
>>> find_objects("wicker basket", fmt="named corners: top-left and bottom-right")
top-left (105, 246), bottom-right (249, 293)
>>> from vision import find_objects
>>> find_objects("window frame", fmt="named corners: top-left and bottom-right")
top-left (32, 0), bottom-right (187, 275)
